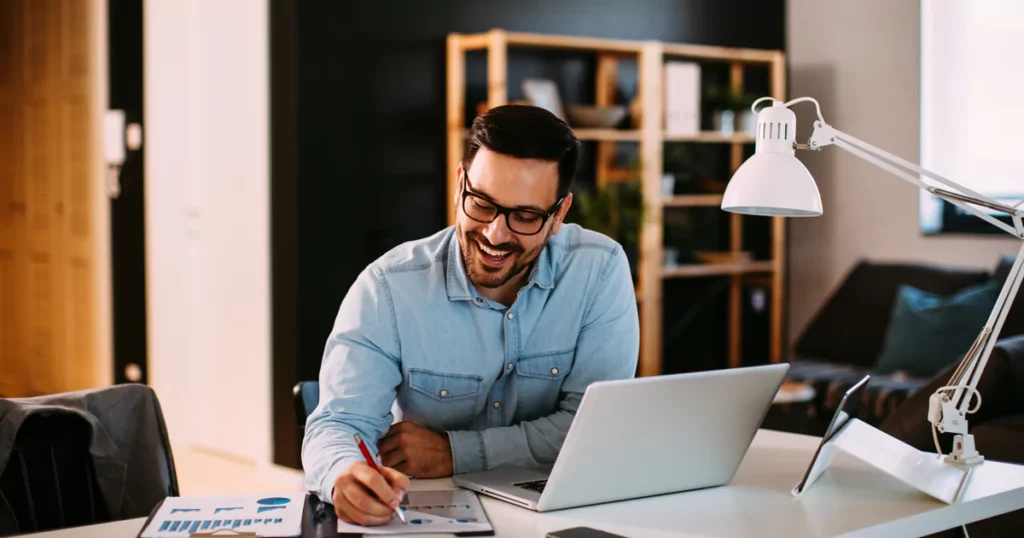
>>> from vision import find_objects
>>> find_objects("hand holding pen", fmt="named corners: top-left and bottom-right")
top-left (329, 433), bottom-right (410, 526)
top-left (355, 433), bottom-right (407, 524)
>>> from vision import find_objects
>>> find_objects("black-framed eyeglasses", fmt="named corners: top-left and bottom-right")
top-left (460, 166), bottom-right (564, 236)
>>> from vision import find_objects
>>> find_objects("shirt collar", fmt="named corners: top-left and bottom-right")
top-left (446, 230), bottom-right (474, 301)
top-left (445, 228), bottom-right (555, 301)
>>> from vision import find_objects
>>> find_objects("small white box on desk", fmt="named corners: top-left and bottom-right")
top-left (664, 62), bottom-right (701, 136)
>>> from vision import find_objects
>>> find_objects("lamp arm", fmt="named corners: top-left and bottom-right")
top-left (809, 123), bottom-right (1024, 238)
top-left (954, 244), bottom-right (1024, 408)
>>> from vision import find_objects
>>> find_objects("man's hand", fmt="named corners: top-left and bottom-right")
top-left (332, 461), bottom-right (410, 526)
top-left (379, 421), bottom-right (454, 478)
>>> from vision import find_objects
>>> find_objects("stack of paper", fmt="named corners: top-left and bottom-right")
top-left (139, 493), bottom-right (304, 537)
top-left (337, 490), bottom-right (493, 535)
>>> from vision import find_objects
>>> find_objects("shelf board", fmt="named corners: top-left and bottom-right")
top-left (504, 32), bottom-right (644, 54)
top-left (573, 128), bottom-right (641, 141)
top-left (664, 132), bottom-right (757, 144)
top-left (662, 261), bottom-right (774, 279)
top-left (455, 31), bottom-right (782, 64)
top-left (662, 194), bottom-right (724, 208)
top-left (662, 42), bottom-right (780, 64)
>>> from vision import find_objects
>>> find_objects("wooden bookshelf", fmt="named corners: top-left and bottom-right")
top-left (446, 29), bottom-right (787, 376)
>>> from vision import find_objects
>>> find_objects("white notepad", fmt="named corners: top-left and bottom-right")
top-left (337, 490), bottom-right (492, 535)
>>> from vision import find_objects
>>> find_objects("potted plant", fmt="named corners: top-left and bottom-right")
top-left (705, 88), bottom-right (760, 136)
top-left (705, 87), bottom-right (737, 135)
top-left (566, 178), bottom-right (645, 281)
top-left (735, 92), bottom-right (761, 137)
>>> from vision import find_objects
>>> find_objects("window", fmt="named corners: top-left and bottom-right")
top-left (919, 0), bottom-right (1024, 235)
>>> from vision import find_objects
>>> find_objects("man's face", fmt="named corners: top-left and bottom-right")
top-left (454, 147), bottom-right (573, 289)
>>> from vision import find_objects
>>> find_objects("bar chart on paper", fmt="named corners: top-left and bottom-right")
top-left (336, 490), bottom-right (493, 535)
top-left (141, 494), bottom-right (304, 537)
top-left (157, 518), bottom-right (285, 534)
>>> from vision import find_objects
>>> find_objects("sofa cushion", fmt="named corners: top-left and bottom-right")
top-left (993, 255), bottom-right (1024, 338)
top-left (873, 281), bottom-right (1001, 378)
top-left (794, 261), bottom-right (991, 368)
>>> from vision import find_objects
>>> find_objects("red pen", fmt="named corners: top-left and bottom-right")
top-left (354, 433), bottom-right (407, 524)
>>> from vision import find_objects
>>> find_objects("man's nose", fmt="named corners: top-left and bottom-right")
top-left (482, 215), bottom-right (513, 245)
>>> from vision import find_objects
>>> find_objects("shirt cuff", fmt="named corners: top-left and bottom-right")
top-left (447, 430), bottom-right (487, 474)
top-left (319, 456), bottom-right (357, 504)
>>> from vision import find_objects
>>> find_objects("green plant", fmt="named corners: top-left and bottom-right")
top-left (566, 179), bottom-right (645, 249)
top-left (705, 87), bottom-right (760, 112)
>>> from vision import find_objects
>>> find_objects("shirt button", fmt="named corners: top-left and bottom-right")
top-left (475, 298), bottom-right (483, 304)
top-left (493, 401), bottom-right (501, 409)
top-left (551, 368), bottom-right (559, 375)
top-left (507, 312), bottom-right (514, 320)
top-left (439, 390), bottom-right (448, 398)
top-left (506, 363), bottom-right (513, 371)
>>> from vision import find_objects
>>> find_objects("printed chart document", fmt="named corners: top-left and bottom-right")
top-left (140, 493), bottom-right (304, 537)
top-left (337, 490), bottom-right (493, 535)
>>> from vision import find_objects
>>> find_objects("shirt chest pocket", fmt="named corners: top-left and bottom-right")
top-left (403, 368), bottom-right (484, 431)
top-left (513, 349), bottom-right (574, 420)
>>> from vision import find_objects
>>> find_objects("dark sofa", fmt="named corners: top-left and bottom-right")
top-left (783, 256), bottom-right (1024, 432)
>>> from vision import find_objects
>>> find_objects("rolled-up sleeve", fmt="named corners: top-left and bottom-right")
top-left (447, 246), bottom-right (639, 473)
top-left (301, 266), bottom-right (403, 502)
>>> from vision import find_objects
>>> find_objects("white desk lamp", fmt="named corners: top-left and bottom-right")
top-left (722, 97), bottom-right (1024, 500)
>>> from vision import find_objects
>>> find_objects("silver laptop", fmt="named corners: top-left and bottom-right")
top-left (453, 363), bottom-right (789, 512)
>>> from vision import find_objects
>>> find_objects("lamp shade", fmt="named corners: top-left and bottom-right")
top-left (721, 100), bottom-right (823, 217)
top-left (722, 153), bottom-right (822, 217)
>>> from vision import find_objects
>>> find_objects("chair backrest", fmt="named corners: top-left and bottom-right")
top-left (293, 381), bottom-right (320, 427)
top-left (0, 411), bottom-right (109, 536)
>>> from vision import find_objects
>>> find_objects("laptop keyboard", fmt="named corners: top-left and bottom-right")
top-left (514, 479), bottom-right (547, 494)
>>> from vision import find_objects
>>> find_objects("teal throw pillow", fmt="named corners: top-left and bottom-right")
top-left (873, 280), bottom-right (1001, 378)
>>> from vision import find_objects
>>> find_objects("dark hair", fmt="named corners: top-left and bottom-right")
top-left (463, 104), bottom-right (580, 200)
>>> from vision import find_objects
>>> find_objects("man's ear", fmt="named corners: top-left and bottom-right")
top-left (551, 192), bottom-right (573, 235)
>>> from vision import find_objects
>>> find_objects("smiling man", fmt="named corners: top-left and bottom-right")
top-left (302, 105), bottom-right (640, 526)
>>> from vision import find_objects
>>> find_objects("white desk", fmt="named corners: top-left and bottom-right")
top-left (20, 430), bottom-right (1024, 538)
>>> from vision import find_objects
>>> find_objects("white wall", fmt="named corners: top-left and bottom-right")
top-left (144, 0), bottom-right (271, 466)
top-left (786, 0), bottom-right (1019, 345)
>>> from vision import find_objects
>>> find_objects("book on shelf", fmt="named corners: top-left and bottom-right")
top-left (664, 62), bottom-right (701, 136)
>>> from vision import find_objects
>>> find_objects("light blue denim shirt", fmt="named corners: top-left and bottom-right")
top-left (301, 224), bottom-right (639, 502)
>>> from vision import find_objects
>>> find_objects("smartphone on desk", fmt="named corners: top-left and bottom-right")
top-left (547, 527), bottom-right (629, 538)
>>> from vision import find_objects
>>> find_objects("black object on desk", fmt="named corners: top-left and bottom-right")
top-left (547, 527), bottom-right (629, 538)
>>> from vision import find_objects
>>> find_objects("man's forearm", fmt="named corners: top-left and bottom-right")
top-left (447, 393), bottom-right (582, 474)
top-left (302, 411), bottom-right (383, 502)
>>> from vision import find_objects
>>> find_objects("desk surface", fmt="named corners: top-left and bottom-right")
top-left (21, 429), bottom-right (1024, 538)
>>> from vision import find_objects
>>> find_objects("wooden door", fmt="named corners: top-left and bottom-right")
top-left (0, 0), bottom-right (108, 397)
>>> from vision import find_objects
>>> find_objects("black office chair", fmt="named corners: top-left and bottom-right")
top-left (293, 381), bottom-right (320, 427)
top-left (0, 410), bottom-right (109, 536)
